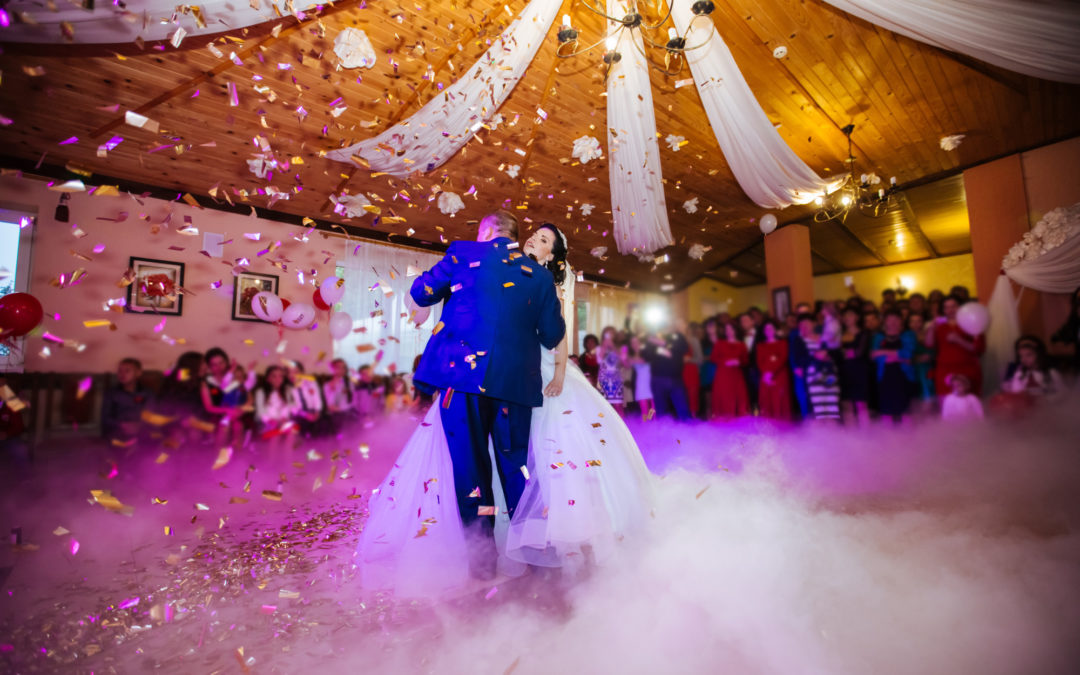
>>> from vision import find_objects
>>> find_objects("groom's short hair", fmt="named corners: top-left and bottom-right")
top-left (488, 210), bottom-right (518, 240)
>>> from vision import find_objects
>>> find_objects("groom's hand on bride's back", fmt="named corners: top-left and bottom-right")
top-left (536, 276), bottom-right (565, 350)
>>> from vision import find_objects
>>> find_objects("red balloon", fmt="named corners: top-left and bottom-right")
top-left (0, 293), bottom-right (44, 338)
top-left (312, 288), bottom-right (331, 311)
top-left (280, 299), bottom-right (292, 311)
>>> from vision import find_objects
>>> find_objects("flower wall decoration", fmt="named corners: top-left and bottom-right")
top-left (1002, 202), bottom-right (1080, 269)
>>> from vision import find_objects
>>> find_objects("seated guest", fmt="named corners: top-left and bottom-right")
top-left (991, 336), bottom-right (1066, 415)
top-left (384, 375), bottom-right (415, 414)
top-left (872, 311), bottom-right (916, 423)
top-left (710, 322), bottom-right (749, 419)
top-left (941, 374), bottom-right (984, 421)
top-left (153, 351), bottom-right (206, 444)
top-left (201, 347), bottom-right (246, 447)
top-left (354, 364), bottom-right (381, 420)
top-left (255, 365), bottom-right (298, 451)
top-left (290, 361), bottom-right (326, 437)
top-left (323, 358), bottom-right (358, 431)
top-left (755, 321), bottom-right (791, 422)
top-left (100, 357), bottom-right (150, 445)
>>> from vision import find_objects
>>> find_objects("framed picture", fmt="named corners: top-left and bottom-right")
top-left (126, 257), bottom-right (185, 315)
top-left (232, 271), bottom-right (279, 322)
top-left (772, 286), bottom-right (791, 322)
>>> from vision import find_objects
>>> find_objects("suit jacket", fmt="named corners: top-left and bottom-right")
top-left (410, 237), bottom-right (565, 407)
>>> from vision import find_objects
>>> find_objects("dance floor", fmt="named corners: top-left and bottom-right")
top-left (3, 402), bottom-right (1080, 674)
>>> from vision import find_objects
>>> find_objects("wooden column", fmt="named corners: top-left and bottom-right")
top-left (765, 224), bottom-right (814, 315)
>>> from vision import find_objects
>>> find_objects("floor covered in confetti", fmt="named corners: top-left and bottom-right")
top-left (3, 401), bottom-right (1080, 674)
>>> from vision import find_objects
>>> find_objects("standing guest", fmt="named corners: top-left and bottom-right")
top-left (642, 325), bottom-right (691, 420)
top-left (838, 308), bottom-right (872, 426)
top-left (323, 358), bottom-right (358, 431)
top-left (628, 335), bottom-right (654, 421)
top-left (384, 375), bottom-right (415, 414)
top-left (1050, 285), bottom-right (1080, 374)
top-left (700, 319), bottom-right (719, 419)
top-left (100, 358), bottom-right (150, 445)
top-left (805, 326), bottom-right (841, 422)
top-left (872, 311), bottom-right (916, 423)
top-left (739, 313), bottom-right (759, 415)
top-left (682, 321), bottom-right (704, 418)
top-left (950, 285), bottom-right (971, 304)
top-left (941, 374), bottom-right (984, 421)
top-left (906, 313), bottom-right (936, 412)
top-left (748, 306), bottom-right (765, 331)
top-left (597, 326), bottom-right (627, 416)
top-left (928, 295), bottom-right (985, 396)
top-left (201, 347), bottom-right (246, 448)
top-left (908, 293), bottom-right (927, 319)
top-left (290, 362), bottom-right (325, 437)
top-left (711, 322), bottom-right (749, 418)
top-left (789, 314), bottom-right (815, 420)
top-left (755, 321), bottom-right (791, 421)
top-left (579, 334), bottom-right (600, 387)
top-left (254, 365), bottom-right (298, 452)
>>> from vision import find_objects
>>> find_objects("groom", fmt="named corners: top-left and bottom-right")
top-left (410, 210), bottom-right (565, 577)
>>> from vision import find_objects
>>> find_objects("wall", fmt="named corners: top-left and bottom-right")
top-left (1, 174), bottom-right (334, 373)
top-left (679, 279), bottom-right (770, 322)
top-left (812, 254), bottom-right (976, 302)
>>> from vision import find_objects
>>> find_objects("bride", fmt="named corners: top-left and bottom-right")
top-left (355, 223), bottom-right (654, 597)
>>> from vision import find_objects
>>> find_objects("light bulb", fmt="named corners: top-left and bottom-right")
top-left (668, 27), bottom-right (677, 40)
top-left (562, 14), bottom-right (571, 27)
top-left (840, 194), bottom-right (853, 206)
top-left (814, 196), bottom-right (824, 206)
top-left (605, 34), bottom-right (618, 51)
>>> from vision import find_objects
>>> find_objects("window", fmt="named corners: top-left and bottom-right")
top-left (1, 208), bottom-right (36, 371)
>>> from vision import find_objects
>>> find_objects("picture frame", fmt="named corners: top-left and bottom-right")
top-left (125, 256), bottom-right (185, 316)
top-left (772, 286), bottom-right (791, 322)
top-left (232, 271), bottom-right (279, 322)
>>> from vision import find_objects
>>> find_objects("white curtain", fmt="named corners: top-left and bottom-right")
top-left (606, 0), bottom-right (673, 255)
top-left (0, 0), bottom-right (289, 44)
top-left (327, 0), bottom-right (561, 176)
top-left (823, 0), bottom-right (1080, 85)
top-left (671, 4), bottom-right (843, 209)
top-left (985, 202), bottom-right (1080, 392)
top-left (335, 241), bottom-right (443, 375)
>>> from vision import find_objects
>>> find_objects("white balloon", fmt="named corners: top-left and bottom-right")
top-left (956, 302), bottom-right (990, 336)
top-left (319, 277), bottom-right (346, 305)
top-left (760, 213), bottom-right (778, 235)
top-left (328, 311), bottom-right (353, 340)
top-left (250, 291), bottom-right (284, 322)
top-left (281, 302), bottom-right (316, 330)
top-left (405, 294), bottom-right (431, 326)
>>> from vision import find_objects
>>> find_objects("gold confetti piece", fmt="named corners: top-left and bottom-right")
top-left (278, 589), bottom-right (300, 599)
top-left (52, 526), bottom-right (70, 536)
top-left (152, 497), bottom-right (168, 505)
top-left (155, 452), bottom-right (170, 464)
top-left (82, 319), bottom-right (113, 328)
top-left (478, 506), bottom-right (497, 516)
top-left (262, 490), bottom-right (283, 501)
top-left (503, 282), bottom-right (515, 288)
top-left (229, 497), bottom-right (249, 504)
top-left (212, 446), bottom-right (233, 470)
top-left (90, 489), bottom-right (134, 516)
top-left (164, 526), bottom-right (173, 536)
top-left (195, 503), bottom-right (210, 511)
top-left (695, 486), bottom-right (710, 499)
top-left (432, 321), bottom-right (445, 334)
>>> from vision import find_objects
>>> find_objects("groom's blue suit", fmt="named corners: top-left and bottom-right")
top-left (411, 236), bottom-right (565, 570)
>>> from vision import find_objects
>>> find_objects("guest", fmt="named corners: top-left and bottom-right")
top-left (941, 374), bottom-right (984, 421)
top-left (323, 358), bottom-right (358, 431)
top-left (992, 336), bottom-right (1065, 414)
top-left (597, 326), bottom-right (627, 416)
top-left (290, 361), bottom-right (326, 437)
top-left (201, 347), bottom-right (246, 447)
top-left (699, 319), bottom-right (719, 419)
top-left (739, 313), bottom-right (759, 415)
top-left (838, 308), bottom-right (872, 426)
top-left (755, 321), bottom-right (791, 421)
top-left (254, 365), bottom-right (298, 451)
top-left (682, 321), bottom-right (704, 418)
top-left (906, 313), bottom-right (936, 412)
top-left (928, 295), bottom-right (985, 396)
top-left (354, 364), bottom-right (381, 421)
top-left (805, 325), bottom-right (841, 422)
top-left (580, 334), bottom-right (600, 387)
top-left (789, 314), bottom-right (815, 419)
top-left (908, 293), bottom-right (927, 319)
top-left (100, 357), bottom-right (150, 445)
top-left (154, 350), bottom-right (206, 444)
top-left (872, 311), bottom-right (916, 423)
top-left (384, 375), bottom-right (414, 414)
top-left (950, 285), bottom-right (972, 304)
top-left (1050, 285), bottom-right (1080, 374)
top-left (711, 322), bottom-right (749, 419)
top-left (629, 335), bottom-right (655, 421)
top-left (0, 375), bottom-right (30, 472)
top-left (643, 324), bottom-right (692, 420)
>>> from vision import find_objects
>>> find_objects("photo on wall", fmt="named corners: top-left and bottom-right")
top-left (772, 286), bottom-right (791, 322)
top-left (232, 271), bottom-right (279, 322)
top-left (125, 257), bottom-right (185, 316)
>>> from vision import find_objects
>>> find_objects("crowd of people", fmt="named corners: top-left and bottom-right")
top-left (574, 284), bottom-right (1077, 425)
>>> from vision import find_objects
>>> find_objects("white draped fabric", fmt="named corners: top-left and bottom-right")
top-left (823, 0), bottom-right (1080, 85)
top-left (0, 1), bottom-right (296, 44)
top-left (334, 242), bottom-right (443, 374)
top-left (606, 0), bottom-right (673, 255)
top-left (985, 202), bottom-right (1080, 392)
top-left (671, 4), bottom-right (842, 208)
top-left (326, 0), bottom-right (561, 176)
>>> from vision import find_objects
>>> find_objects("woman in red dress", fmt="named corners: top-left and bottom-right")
top-left (928, 295), bottom-right (986, 396)
top-left (711, 322), bottom-right (749, 418)
top-left (755, 321), bottom-right (792, 421)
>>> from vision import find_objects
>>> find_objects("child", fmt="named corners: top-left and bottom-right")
top-left (289, 361), bottom-right (326, 437)
top-left (628, 335), bottom-right (654, 421)
top-left (153, 351), bottom-right (205, 445)
top-left (255, 365), bottom-right (298, 451)
top-left (941, 374), bottom-right (984, 421)
top-left (100, 358), bottom-right (150, 445)
top-left (354, 364), bottom-right (380, 422)
top-left (384, 375), bottom-right (414, 414)
top-left (323, 358), bottom-right (358, 431)
top-left (200, 347), bottom-right (246, 447)
top-left (990, 336), bottom-right (1065, 415)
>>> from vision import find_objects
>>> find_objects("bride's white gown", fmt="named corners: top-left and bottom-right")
top-left (356, 347), bottom-right (654, 597)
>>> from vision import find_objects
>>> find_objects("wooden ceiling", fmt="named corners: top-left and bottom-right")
top-left (1, 0), bottom-right (1078, 291)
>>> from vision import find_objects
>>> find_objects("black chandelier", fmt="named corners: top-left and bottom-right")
top-left (556, 0), bottom-right (717, 75)
top-left (813, 124), bottom-right (902, 222)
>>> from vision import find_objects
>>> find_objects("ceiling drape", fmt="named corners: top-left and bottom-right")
top-left (823, 0), bottom-right (1080, 85)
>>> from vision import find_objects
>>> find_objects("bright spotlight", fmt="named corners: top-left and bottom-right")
top-left (644, 305), bottom-right (666, 327)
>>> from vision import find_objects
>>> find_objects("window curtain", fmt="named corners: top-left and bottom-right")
top-left (327, 0), bottom-right (561, 177)
top-left (334, 241), bottom-right (443, 375)
top-left (583, 284), bottom-right (661, 337)
top-left (670, 3), bottom-right (843, 209)
top-left (984, 202), bottom-right (1080, 393)
top-left (823, 0), bottom-right (1080, 85)
top-left (605, 0), bottom-right (673, 255)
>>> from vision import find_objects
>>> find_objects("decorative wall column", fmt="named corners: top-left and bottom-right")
top-left (764, 224), bottom-right (814, 316)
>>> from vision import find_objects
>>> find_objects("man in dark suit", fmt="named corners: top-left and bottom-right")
top-left (410, 210), bottom-right (565, 578)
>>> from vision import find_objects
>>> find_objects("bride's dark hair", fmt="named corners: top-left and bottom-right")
top-left (536, 222), bottom-right (568, 285)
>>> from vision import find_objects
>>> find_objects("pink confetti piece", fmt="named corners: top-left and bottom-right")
top-left (484, 586), bottom-right (498, 600)
top-left (228, 82), bottom-right (239, 107)
top-left (118, 597), bottom-right (140, 610)
top-left (59, 136), bottom-right (78, 145)
top-left (70, 539), bottom-right (80, 555)
top-left (154, 317), bottom-right (166, 333)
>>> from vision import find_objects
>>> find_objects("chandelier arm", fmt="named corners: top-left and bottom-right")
top-left (628, 33), bottom-right (685, 76)
top-left (578, 0), bottom-right (627, 24)
top-left (678, 16), bottom-right (720, 51)
top-left (640, 2), bottom-right (675, 30)
top-left (557, 32), bottom-right (618, 58)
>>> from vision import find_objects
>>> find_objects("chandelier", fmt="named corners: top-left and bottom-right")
top-left (556, 0), bottom-right (717, 75)
top-left (813, 124), bottom-right (901, 222)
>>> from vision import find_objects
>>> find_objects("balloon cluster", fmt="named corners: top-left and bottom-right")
top-left (249, 277), bottom-right (353, 339)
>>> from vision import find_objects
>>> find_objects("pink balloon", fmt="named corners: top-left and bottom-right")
top-left (319, 277), bottom-right (345, 305)
top-left (250, 291), bottom-right (283, 322)
top-left (328, 311), bottom-right (353, 340)
top-left (281, 302), bottom-right (316, 330)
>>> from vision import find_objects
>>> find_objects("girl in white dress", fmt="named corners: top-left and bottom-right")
top-left (355, 224), bottom-right (654, 597)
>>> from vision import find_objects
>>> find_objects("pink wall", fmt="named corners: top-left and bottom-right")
top-left (1, 174), bottom-right (335, 373)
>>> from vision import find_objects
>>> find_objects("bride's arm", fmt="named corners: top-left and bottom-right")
top-left (544, 285), bottom-right (569, 397)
